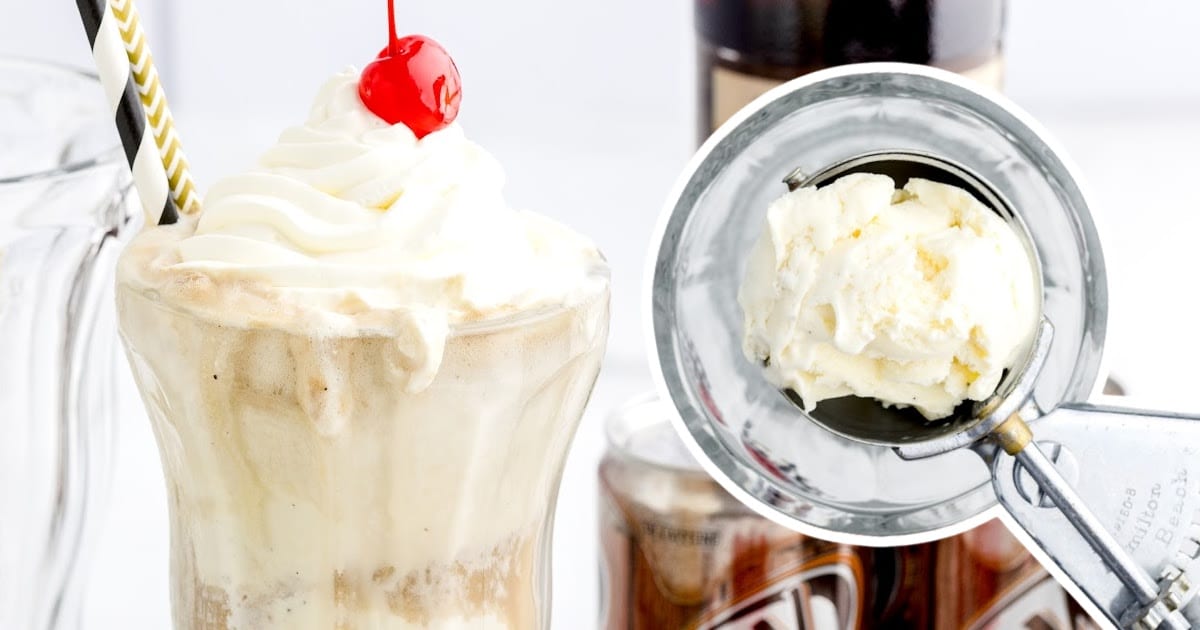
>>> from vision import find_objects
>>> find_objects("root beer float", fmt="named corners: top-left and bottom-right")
top-left (116, 5), bottom-right (609, 628)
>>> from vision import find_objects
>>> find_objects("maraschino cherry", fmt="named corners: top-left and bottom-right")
top-left (358, 0), bottom-right (461, 139)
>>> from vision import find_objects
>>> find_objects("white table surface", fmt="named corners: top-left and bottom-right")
top-left (84, 110), bottom-right (1200, 628)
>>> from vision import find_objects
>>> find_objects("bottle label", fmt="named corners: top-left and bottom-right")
top-left (711, 65), bottom-right (784, 133)
top-left (692, 551), bottom-right (864, 630)
top-left (710, 56), bottom-right (1005, 132)
top-left (963, 571), bottom-right (1073, 630)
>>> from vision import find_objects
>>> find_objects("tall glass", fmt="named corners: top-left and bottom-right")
top-left (0, 59), bottom-right (137, 630)
top-left (116, 245), bottom-right (609, 628)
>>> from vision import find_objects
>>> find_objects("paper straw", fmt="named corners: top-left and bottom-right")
top-left (75, 0), bottom-right (200, 226)
top-left (109, 0), bottom-right (200, 216)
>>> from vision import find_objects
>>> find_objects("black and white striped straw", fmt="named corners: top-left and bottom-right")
top-left (75, 0), bottom-right (200, 226)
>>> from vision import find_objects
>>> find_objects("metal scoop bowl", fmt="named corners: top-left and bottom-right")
top-left (776, 150), bottom-right (1045, 454)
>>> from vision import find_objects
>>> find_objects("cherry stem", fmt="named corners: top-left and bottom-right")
top-left (386, 0), bottom-right (399, 56)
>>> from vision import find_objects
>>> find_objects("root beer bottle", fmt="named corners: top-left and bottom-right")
top-left (599, 397), bottom-right (1098, 629)
top-left (695, 0), bottom-right (1006, 141)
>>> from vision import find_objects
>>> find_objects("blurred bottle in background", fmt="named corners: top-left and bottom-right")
top-left (935, 521), bottom-right (1101, 629)
top-left (599, 395), bottom-right (1098, 629)
top-left (695, 0), bottom-right (1005, 141)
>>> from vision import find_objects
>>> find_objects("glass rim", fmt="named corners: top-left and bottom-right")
top-left (0, 56), bottom-right (123, 186)
top-left (451, 262), bottom-right (611, 335)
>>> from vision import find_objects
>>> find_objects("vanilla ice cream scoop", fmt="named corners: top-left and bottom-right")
top-left (738, 172), bottom-right (1039, 420)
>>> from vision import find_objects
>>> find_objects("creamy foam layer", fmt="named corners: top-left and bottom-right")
top-left (129, 69), bottom-right (603, 391)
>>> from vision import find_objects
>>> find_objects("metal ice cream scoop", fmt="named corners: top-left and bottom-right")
top-left (648, 64), bottom-right (1200, 629)
top-left (777, 152), bottom-right (1197, 629)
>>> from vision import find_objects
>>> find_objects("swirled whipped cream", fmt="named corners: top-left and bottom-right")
top-left (120, 69), bottom-right (605, 391)
top-left (176, 68), bottom-right (599, 316)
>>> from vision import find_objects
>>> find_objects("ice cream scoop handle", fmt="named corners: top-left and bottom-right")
top-left (991, 404), bottom-right (1200, 628)
top-left (1012, 443), bottom-right (1158, 603)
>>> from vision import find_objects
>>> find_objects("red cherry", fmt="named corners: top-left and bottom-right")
top-left (358, 34), bottom-right (461, 139)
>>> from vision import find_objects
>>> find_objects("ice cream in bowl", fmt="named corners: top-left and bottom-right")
top-left (737, 153), bottom-right (1044, 447)
top-left (740, 172), bottom-right (1039, 421)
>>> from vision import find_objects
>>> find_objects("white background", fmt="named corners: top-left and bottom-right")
top-left (3, 1), bottom-right (1200, 628)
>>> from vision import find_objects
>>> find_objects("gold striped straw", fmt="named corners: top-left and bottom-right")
top-left (109, 0), bottom-right (201, 216)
